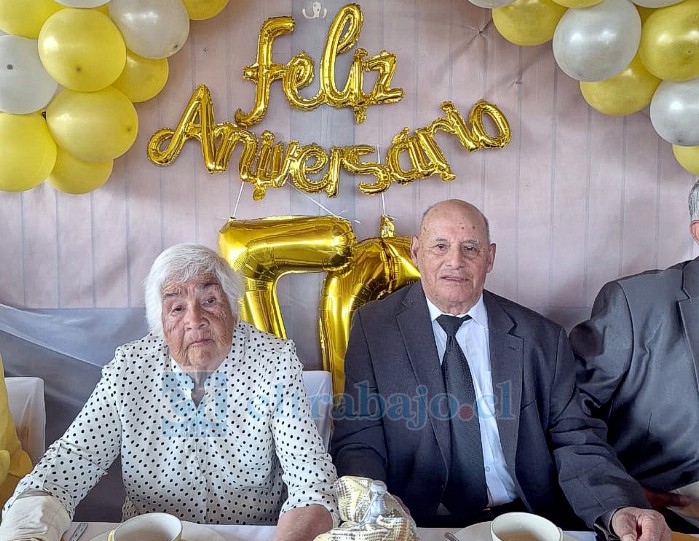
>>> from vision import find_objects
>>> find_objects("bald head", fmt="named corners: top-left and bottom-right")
top-left (420, 200), bottom-right (491, 245)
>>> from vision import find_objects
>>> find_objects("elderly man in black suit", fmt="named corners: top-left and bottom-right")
top-left (570, 179), bottom-right (699, 532)
top-left (331, 199), bottom-right (669, 541)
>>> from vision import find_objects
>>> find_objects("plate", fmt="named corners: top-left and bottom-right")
top-left (89, 521), bottom-right (226, 541)
top-left (451, 520), bottom-right (579, 541)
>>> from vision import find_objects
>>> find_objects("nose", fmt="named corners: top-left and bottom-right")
top-left (445, 244), bottom-right (464, 267)
top-left (185, 303), bottom-right (207, 329)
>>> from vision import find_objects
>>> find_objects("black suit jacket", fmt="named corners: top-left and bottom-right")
top-left (570, 258), bottom-right (699, 491)
top-left (331, 282), bottom-right (648, 528)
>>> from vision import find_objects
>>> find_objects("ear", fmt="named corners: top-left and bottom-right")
top-left (410, 236), bottom-right (420, 266)
top-left (487, 243), bottom-right (496, 273)
top-left (691, 221), bottom-right (699, 246)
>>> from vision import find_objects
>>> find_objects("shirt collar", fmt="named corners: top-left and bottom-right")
top-left (425, 294), bottom-right (489, 330)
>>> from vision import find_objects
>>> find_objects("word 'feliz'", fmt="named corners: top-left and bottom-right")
top-left (147, 85), bottom-right (512, 200)
top-left (236, 3), bottom-right (403, 126)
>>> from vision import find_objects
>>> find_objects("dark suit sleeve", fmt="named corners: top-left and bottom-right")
top-left (548, 326), bottom-right (649, 527)
top-left (569, 281), bottom-right (634, 419)
top-left (330, 310), bottom-right (388, 482)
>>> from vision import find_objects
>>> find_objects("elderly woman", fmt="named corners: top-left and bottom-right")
top-left (0, 244), bottom-right (338, 541)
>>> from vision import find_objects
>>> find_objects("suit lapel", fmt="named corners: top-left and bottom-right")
top-left (396, 282), bottom-right (451, 465)
top-left (679, 257), bottom-right (699, 388)
top-left (484, 291), bottom-right (524, 485)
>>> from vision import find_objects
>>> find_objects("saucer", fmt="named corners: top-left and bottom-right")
top-left (88, 521), bottom-right (225, 541)
top-left (451, 520), bottom-right (578, 541)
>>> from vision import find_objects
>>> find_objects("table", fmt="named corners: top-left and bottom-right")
top-left (65, 523), bottom-right (595, 541)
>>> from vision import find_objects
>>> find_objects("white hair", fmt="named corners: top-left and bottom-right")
top-left (144, 243), bottom-right (243, 337)
top-left (690, 179), bottom-right (699, 221)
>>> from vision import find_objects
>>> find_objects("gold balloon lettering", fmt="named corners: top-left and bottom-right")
top-left (218, 215), bottom-right (419, 394)
top-left (235, 3), bottom-right (403, 127)
top-left (148, 85), bottom-right (512, 199)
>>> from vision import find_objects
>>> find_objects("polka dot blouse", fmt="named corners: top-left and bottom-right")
top-left (8, 321), bottom-right (339, 524)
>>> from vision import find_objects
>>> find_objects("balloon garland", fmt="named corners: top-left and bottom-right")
top-left (487, 0), bottom-right (699, 174)
top-left (0, 0), bottom-right (228, 193)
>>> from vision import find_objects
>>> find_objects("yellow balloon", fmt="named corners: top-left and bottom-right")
top-left (46, 87), bottom-right (138, 162)
top-left (580, 55), bottom-right (661, 115)
top-left (181, 0), bottom-right (229, 20)
top-left (0, 0), bottom-right (63, 38)
top-left (639, 0), bottom-right (699, 81)
top-left (38, 8), bottom-right (126, 92)
top-left (552, 0), bottom-right (602, 9)
top-left (0, 112), bottom-right (57, 192)
top-left (635, 5), bottom-right (655, 24)
top-left (46, 147), bottom-right (113, 194)
top-left (673, 144), bottom-right (699, 175)
top-left (493, 0), bottom-right (567, 46)
top-left (113, 50), bottom-right (169, 103)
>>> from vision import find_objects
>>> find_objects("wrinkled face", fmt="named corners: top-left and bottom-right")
top-left (161, 273), bottom-right (235, 372)
top-left (411, 201), bottom-right (496, 315)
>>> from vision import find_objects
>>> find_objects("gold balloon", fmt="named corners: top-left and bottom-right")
top-left (0, 112), bottom-right (57, 192)
top-left (635, 5), bottom-right (655, 24)
top-left (580, 55), bottom-right (661, 115)
top-left (552, 0), bottom-right (602, 8)
top-left (673, 144), bottom-right (699, 175)
top-left (46, 147), bottom-right (113, 194)
top-left (218, 216), bottom-right (356, 338)
top-left (0, 0), bottom-right (63, 38)
top-left (113, 50), bottom-right (169, 103)
top-left (38, 8), bottom-right (126, 92)
top-left (493, 0), bottom-right (567, 46)
top-left (639, 0), bottom-right (699, 81)
top-left (320, 231), bottom-right (419, 394)
top-left (182, 0), bottom-right (229, 20)
top-left (46, 87), bottom-right (138, 162)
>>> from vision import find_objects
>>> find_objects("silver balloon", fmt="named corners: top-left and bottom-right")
top-left (0, 35), bottom-right (58, 114)
top-left (468, 0), bottom-right (515, 9)
top-left (650, 78), bottom-right (699, 146)
top-left (109, 0), bottom-right (190, 59)
top-left (552, 0), bottom-right (641, 82)
top-left (631, 0), bottom-right (682, 7)
top-left (56, 0), bottom-right (111, 5)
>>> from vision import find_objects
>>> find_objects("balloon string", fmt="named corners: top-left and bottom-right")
top-left (293, 186), bottom-right (361, 224)
top-left (232, 181), bottom-right (245, 219)
top-left (377, 146), bottom-right (388, 217)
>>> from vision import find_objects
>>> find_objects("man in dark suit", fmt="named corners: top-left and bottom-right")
top-left (570, 179), bottom-right (699, 532)
top-left (331, 199), bottom-right (669, 541)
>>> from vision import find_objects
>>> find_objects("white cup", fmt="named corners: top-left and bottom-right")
top-left (107, 512), bottom-right (182, 541)
top-left (490, 512), bottom-right (562, 541)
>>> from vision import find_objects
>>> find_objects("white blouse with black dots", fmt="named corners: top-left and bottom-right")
top-left (8, 321), bottom-right (338, 524)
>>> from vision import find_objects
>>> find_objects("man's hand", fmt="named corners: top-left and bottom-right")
top-left (611, 507), bottom-right (671, 541)
top-left (642, 488), bottom-right (694, 511)
top-left (273, 505), bottom-right (334, 541)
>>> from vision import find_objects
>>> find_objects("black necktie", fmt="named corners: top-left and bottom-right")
top-left (437, 314), bottom-right (488, 520)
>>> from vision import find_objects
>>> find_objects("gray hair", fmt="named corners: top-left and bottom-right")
top-left (690, 179), bottom-right (699, 221)
top-left (144, 243), bottom-right (244, 337)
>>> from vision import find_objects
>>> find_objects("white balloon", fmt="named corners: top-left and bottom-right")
top-left (55, 0), bottom-right (111, 6)
top-left (109, 0), bottom-right (190, 59)
top-left (552, 0), bottom-right (641, 82)
top-left (0, 35), bottom-right (58, 114)
top-left (650, 78), bottom-right (699, 146)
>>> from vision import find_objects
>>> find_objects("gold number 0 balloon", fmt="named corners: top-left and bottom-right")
top-left (218, 215), bottom-right (356, 338)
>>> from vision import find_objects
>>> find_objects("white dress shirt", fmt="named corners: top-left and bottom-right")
top-left (426, 296), bottom-right (518, 506)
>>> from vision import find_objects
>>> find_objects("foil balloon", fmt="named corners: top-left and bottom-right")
top-left (639, 0), bottom-right (699, 81)
top-left (579, 54), bottom-right (660, 115)
top-left (319, 217), bottom-right (419, 394)
top-left (218, 216), bottom-right (356, 338)
top-left (38, 8), bottom-right (126, 92)
top-left (0, 35), bottom-right (58, 114)
top-left (0, 112), bottom-right (57, 192)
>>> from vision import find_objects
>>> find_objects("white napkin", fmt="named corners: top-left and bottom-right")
top-left (0, 491), bottom-right (70, 541)
top-left (669, 480), bottom-right (699, 528)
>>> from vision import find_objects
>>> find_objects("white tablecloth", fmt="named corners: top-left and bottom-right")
top-left (65, 522), bottom-right (595, 541)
